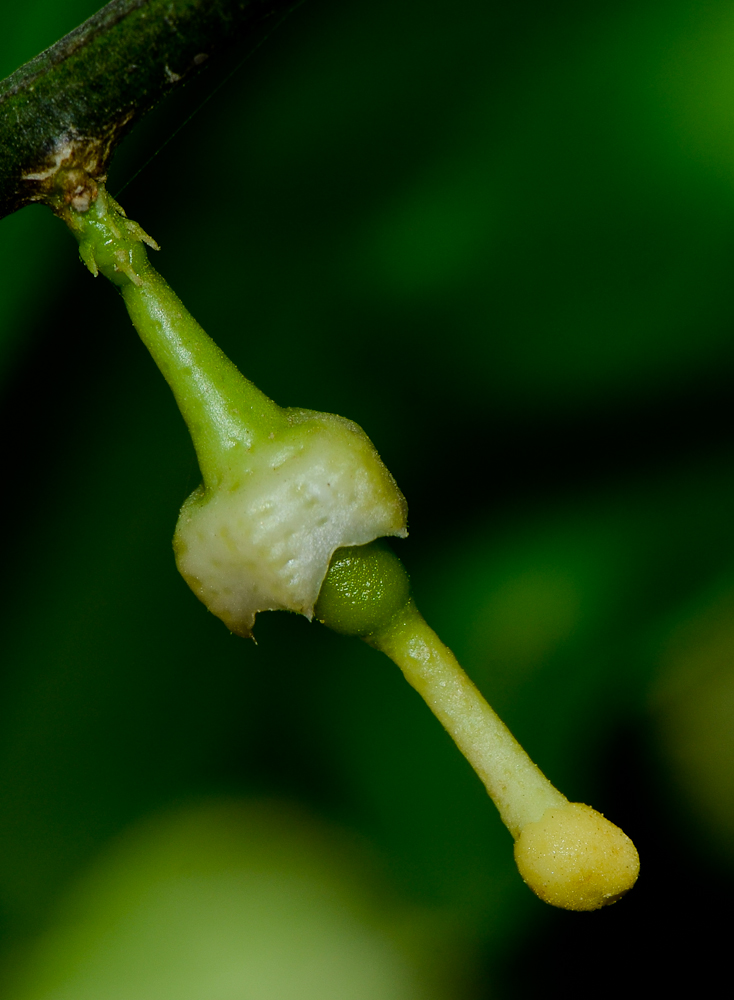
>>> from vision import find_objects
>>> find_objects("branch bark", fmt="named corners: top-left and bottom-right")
top-left (0, 0), bottom-right (302, 220)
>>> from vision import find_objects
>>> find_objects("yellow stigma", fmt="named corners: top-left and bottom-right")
top-left (513, 802), bottom-right (640, 911)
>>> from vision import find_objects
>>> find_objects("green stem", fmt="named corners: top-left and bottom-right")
top-left (121, 265), bottom-right (287, 487)
top-left (60, 185), bottom-right (286, 488)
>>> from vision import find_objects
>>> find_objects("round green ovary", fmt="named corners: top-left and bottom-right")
top-left (315, 541), bottom-right (411, 637)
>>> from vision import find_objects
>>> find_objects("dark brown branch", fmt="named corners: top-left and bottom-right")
top-left (0, 0), bottom-right (302, 220)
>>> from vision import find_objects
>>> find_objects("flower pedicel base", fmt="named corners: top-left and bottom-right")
top-left (55, 180), bottom-right (639, 912)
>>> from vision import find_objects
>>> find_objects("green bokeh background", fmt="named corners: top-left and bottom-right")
top-left (1, 0), bottom-right (733, 995)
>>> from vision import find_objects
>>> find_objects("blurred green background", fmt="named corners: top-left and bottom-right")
top-left (1, 0), bottom-right (734, 995)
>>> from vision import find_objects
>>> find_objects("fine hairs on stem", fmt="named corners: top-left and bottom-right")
top-left (55, 180), bottom-right (639, 912)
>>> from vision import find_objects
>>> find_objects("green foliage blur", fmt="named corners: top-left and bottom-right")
top-left (1, 0), bottom-right (734, 995)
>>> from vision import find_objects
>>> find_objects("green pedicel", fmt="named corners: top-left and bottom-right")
top-left (58, 183), bottom-right (639, 911)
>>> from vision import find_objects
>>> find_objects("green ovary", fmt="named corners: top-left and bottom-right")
top-left (314, 541), bottom-right (411, 637)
